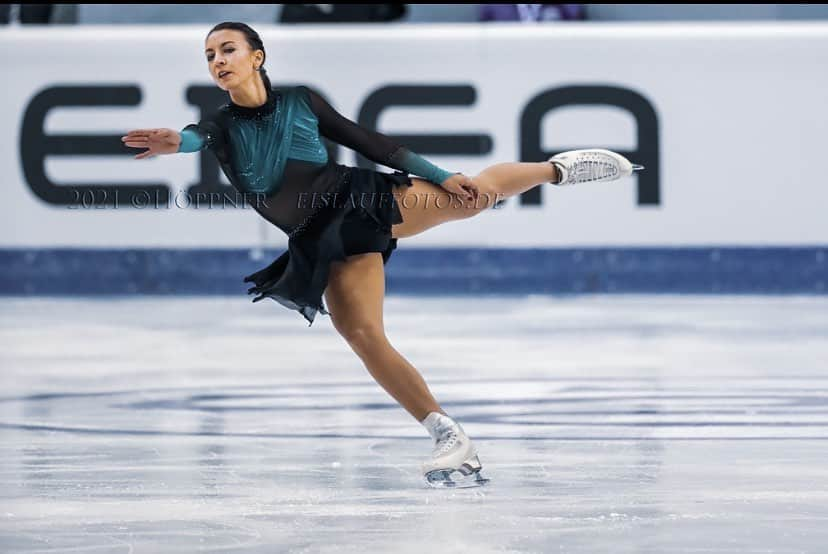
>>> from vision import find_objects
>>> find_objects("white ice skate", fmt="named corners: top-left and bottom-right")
top-left (420, 412), bottom-right (489, 489)
top-left (548, 148), bottom-right (644, 186)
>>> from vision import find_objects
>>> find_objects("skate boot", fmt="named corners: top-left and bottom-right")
top-left (548, 148), bottom-right (644, 186)
top-left (420, 412), bottom-right (489, 489)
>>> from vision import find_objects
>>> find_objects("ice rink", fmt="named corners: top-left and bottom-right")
top-left (1, 295), bottom-right (827, 553)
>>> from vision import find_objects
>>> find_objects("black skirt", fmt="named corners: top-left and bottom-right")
top-left (243, 165), bottom-right (414, 326)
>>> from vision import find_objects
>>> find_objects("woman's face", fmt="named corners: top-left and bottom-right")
top-left (204, 29), bottom-right (264, 91)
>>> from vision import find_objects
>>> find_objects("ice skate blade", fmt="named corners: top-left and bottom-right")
top-left (632, 164), bottom-right (645, 171)
top-left (424, 469), bottom-right (490, 489)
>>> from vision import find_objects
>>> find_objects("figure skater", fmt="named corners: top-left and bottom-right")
top-left (122, 22), bottom-right (641, 488)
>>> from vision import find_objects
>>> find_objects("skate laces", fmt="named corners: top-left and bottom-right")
top-left (423, 413), bottom-right (465, 457)
top-left (571, 153), bottom-right (618, 183)
top-left (434, 430), bottom-right (459, 455)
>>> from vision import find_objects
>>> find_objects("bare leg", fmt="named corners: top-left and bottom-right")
top-left (393, 161), bottom-right (557, 239)
top-left (473, 161), bottom-right (557, 200)
top-left (324, 251), bottom-right (443, 421)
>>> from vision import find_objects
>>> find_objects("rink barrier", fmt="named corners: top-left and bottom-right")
top-left (4, 25), bottom-right (828, 250)
top-left (1, 247), bottom-right (826, 295)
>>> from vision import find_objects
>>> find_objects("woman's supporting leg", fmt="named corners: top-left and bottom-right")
top-left (324, 251), bottom-right (443, 421)
top-left (392, 162), bottom-right (557, 239)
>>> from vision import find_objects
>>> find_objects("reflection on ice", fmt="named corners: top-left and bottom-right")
top-left (1, 296), bottom-right (827, 552)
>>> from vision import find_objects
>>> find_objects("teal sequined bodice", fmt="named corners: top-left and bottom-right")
top-left (224, 88), bottom-right (328, 196)
top-left (288, 99), bottom-right (329, 165)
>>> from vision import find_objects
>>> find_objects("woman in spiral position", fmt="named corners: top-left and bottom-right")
top-left (123, 22), bottom-right (639, 488)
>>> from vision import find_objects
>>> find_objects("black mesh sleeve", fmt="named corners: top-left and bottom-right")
top-left (302, 87), bottom-right (455, 184)
top-left (302, 86), bottom-right (403, 167)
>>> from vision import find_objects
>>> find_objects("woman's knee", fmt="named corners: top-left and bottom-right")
top-left (453, 202), bottom-right (486, 220)
top-left (449, 182), bottom-right (499, 220)
top-left (334, 320), bottom-right (387, 354)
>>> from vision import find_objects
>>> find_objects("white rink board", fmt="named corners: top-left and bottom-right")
top-left (2, 23), bottom-right (827, 248)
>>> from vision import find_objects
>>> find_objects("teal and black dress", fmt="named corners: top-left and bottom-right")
top-left (178, 86), bottom-right (454, 326)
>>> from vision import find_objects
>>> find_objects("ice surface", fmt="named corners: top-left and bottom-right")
top-left (1, 295), bottom-right (827, 553)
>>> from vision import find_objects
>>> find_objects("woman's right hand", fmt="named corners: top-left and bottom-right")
top-left (121, 128), bottom-right (181, 160)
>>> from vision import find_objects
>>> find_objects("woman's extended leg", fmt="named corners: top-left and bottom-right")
top-left (393, 147), bottom-right (639, 239)
top-left (392, 161), bottom-right (557, 239)
top-left (324, 251), bottom-right (443, 421)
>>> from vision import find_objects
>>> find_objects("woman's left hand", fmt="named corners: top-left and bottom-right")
top-left (440, 173), bottom-right (478, 202)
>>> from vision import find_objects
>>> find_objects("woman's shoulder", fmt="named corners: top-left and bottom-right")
top-left (273, 85), bottom-right (313, 101)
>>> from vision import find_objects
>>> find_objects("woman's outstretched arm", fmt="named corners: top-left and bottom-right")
top-left (122, 128), bottom-right (182, 159)
top-left (122, 123), bottom-right (218, 159)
